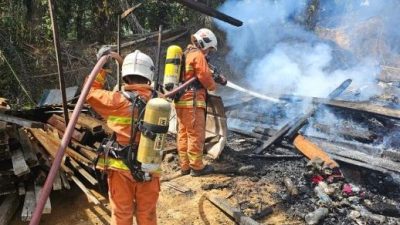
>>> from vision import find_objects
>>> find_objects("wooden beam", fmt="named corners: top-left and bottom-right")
top-left (60, 172), bottom-right (71, 190)
top-left (0, 194), bottom-right (20, 225)
top-left (52, 114), bottom-right (82, 130)
top-left (163, 182), bottom-right (191, 194)
top-left (206, 194), bottom-right (260, 225)
top-left (68, 158), bottom-right (98, 185)
top-left (70, 112), bottom-right (109, 134)
top-left (0, 113), bottom-right (44, 128)
top-left (29, 128), bottom-right (73, 174)
top-left (47, 115), bottom-right (88, 143)
top-left (18, 128), bottom-right (39, 167)
top-left (29, 128), bottom-right (91, 168)
top-left (313, 123), bottom-right (376, 143)
top-left (382, 150), bottom-right (400, 162)
top-left (70, 175), bottom-right (100, 205)
top-left (34, 183), bottom-right (51, 214)
top-left (70, 140), bottom-right (97, 161)
top-left (253, 122), bottom-right (292, 154)
top-left (21, 187), bottom-right (35, 221)
top-left (11, 148), bottom-right (30, 176)
top-left (293, 135), bottom-right (339, 168)
top-left (280, 95), bottom-right (400, 120)
top-left (173, 0), bottom-right (243, 26)
top-left (310, 138), bottom-right (400, 173)
top-left (330, 154), bottom-right (388, 174)
top-left (53, 171), bottom-right (63, 191)
top-left (245, 154), bottom-right (303, 160)
top-left (229, 127), bottom-right (268, 140)
top-left (18, 183), bottom-right (26, 195)
top-left (314, 98), bottom-right (400, 120)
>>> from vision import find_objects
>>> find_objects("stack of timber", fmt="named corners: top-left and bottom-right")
top-left (0, 104), bottom-right (111, 223)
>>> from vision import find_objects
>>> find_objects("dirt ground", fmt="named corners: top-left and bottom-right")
top-left (9, 132), bottom-right (304, 225)
top-left (9, 167), bottom-right (299, 225)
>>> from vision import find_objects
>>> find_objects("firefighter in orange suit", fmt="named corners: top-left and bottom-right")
top-left (86, 47), bottom-right (159, 225)
top-left (175, 28), bottom-right (227, 176)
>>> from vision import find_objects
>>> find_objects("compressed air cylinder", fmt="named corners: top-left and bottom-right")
top-left (163, 45), bottom-right (183, 91)
top-left (137, 98), bottom-right (171, 173)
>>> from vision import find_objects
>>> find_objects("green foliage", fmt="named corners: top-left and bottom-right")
top-left (0, 0), bottom-right (224, 107)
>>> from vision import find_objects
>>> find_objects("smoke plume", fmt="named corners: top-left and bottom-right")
top-left (215, 0), bottom-right (394, 100)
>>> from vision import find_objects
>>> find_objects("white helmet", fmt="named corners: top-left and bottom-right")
top-left (192, 28), bottom-right (218, 51)
top-left (122, 50), bottom-right (155, 82)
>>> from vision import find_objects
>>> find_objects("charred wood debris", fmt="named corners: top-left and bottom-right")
top-left (0, 83), bottom-right (400, 225)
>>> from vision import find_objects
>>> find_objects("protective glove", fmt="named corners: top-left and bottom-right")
top-left (96, 45), bottom-right (112, 60)
top-left (96, 45), bottom-right (112, 70)
top-left (214, 73), bottom-right (228, 86)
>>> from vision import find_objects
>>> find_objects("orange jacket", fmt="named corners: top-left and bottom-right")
top-left (86, 69), bottom-right (153, 146)
top-left (175, 45), bottom-right (216, 109)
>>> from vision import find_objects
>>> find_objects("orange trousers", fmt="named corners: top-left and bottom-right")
top-left (176, 107), bottom-right (206, 171)
top-left (108, 170), bottom-right (160, 225)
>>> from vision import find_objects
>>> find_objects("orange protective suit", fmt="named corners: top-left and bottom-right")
top-left (86, 69), bottom-right (159, 225)
top-left (175, 45), bottom-right (216, 171)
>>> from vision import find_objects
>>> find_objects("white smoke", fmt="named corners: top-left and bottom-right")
top-left (216, 0), bottom-right (383, 99)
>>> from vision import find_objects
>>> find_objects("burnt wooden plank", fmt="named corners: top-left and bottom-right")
top-left (173, 0), bottom-right (243, 26)
top-left (314, 98), bottom-right (400, 120)
top-left (0, 113), bottom-right (44, 128)
top-left (330, 155), bottom-right (388, 173)
top-left (311, 138), bottom-right (400, 173)
top-left (229, 127), bottom-right (266, 140)
top-left (0, 194), bottom-right (20, 225)
top-left (313, 123), bottom-right (376, 143)
top-left (245, 154), bottom-right (303, 160)
top-left (382, 150), bottom-right (400, 162)
top-left (206, 194), bottom-right (259, 225)
top-left (254, 123), bottom-right (292, 154)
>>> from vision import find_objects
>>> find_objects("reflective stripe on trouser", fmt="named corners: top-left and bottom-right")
top-left (176, 107), bottom-right (206, 171)
top-left (108, 170), bottom-right (160, 225)
top-left (174, 100), bottom-right (206, 108)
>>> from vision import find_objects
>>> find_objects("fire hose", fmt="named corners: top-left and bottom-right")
top-left (29, 52), bottom-right (121, 225)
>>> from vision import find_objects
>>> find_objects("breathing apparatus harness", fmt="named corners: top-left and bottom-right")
top-left (94, 90), bottom-right (159, 182)
top-left (172, 48), bottom-right (205, 104)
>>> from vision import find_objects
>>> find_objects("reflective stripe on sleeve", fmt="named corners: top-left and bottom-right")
top-left (107, 116), bottom-right (133, 124)
top-left (96, 157), bottom-right (130, 171)
top-left (185, 65), bottom-right (194, 72)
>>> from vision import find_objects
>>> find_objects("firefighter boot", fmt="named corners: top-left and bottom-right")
top-left (190, 165), bottom-right (214, 177)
